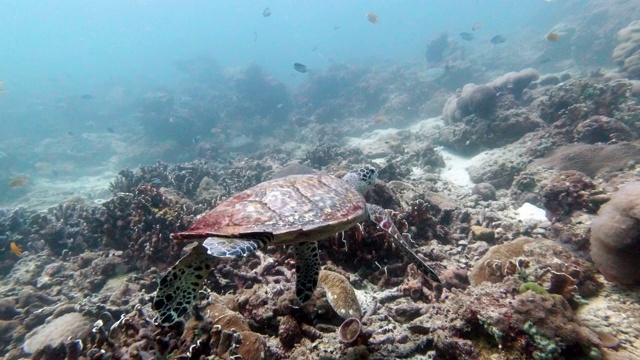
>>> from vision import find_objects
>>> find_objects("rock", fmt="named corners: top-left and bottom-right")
top-left (472, 183), bottom-right (497, 201)
top-left (23, 312), bottom-right (91, 354)
top-left (470, 226), bottom-right (495, 242)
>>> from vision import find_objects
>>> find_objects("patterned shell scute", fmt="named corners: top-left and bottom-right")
top-left (187, 174), bottom-right (366, 235)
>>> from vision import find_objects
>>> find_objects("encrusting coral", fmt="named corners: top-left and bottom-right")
top-left (590, 182), bottom-right (640, 284)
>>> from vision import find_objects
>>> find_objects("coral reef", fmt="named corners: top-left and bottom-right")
top-left (487, 68), bottom-right (540, 99)
top-left (613, 20), bottom-right (640, 79)
top-left (469, 237), bottom-right (602, 299)
top-left (532, 142), bottom-right (640, 178)
top-left (442, 84), bottom-right (496, 125)
top-left (440, 69), bottom-right (544, 155)
top-left (590, 182), bottom-right (640, 284)
top-left (7, 16), bottom-right (640, 358)
top-left (534, 79), bottom-right (640, 137)
top-left (539, 170), bottom-right (604, 221)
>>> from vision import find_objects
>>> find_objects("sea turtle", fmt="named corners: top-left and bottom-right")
top-left (153, 167), bottom-right (441, 325)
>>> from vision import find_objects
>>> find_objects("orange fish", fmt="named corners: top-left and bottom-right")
top-left (10, 242), bottom-right (22, 257)
top-left (472, 22), bottom-right (483, 31)
top-left (366, 12), bottom-right (378, 25)
top-left (546, 32), bottom-right (561, 42)
top-left (8, 176), bottom-right (29, 187)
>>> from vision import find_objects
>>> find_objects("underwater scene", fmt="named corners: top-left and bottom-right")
top-left (2, 0), bottom-right (640, 359)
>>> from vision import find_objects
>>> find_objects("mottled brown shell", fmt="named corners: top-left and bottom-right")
top-left (172, 174), bottom-right (367, 245)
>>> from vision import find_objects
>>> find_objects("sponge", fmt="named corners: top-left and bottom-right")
top-left (590, 183), bottom-right (640, 284)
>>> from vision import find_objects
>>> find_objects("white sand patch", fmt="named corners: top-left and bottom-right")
top-left (346, 117), bottom-right (444, 148)
top-left (439, 148), bottom-right (500, 189)
top-left (439, 148), bottom-right (475, 188)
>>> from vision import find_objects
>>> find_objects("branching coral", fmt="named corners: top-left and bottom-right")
top-left (590, 182), bottom-right (640, 284)
top-left (101, 183), bottom-right (198, 271)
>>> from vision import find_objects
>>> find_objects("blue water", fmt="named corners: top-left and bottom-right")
top-left (0, 1), bottom-right (562, 138)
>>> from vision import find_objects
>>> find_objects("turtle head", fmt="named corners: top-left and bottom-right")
top-left (342, 166), bottom-right (377, 195)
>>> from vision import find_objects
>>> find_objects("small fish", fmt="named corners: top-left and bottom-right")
top-left (150, 178), bottom-right (163, 185)
top-left (262, 7), bottom-right (271, 17)
top-left (546, 32), bottom-right (561, 42)
top-left (10, 242), bottom-right (22, 257)
top-left (423, 67), bottom-right (445, 81)
top-left (490, 35), bottom-right (506, 44)
top-left (80, 93), bottom-right (93, 100)
top-left (293, 63), bottom-right (308, 73)
top-left (8, 176), bottom-right (29, 187)
top-left (372, 114), bottom-right (389, 124)
top-left (459, 32), bottom-right (475, 41)
top-left (366, 12), bottom-right (378, 25)
top-left (106, 127), bottom-right (115, 133)
top-left (539, 57), bottom-right (552, 64)
top-left (254, 30), bottom-right (257, 42)
top-left (293, 116), bottom-right (313, 127)
top-left (333, 26), bottom-right (342, 31)
top-left (472, 22), bottom-right (483, 31)
top-left (67, 131), bottom-right (75, 136)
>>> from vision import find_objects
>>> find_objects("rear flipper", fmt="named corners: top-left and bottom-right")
top-left (153, 244), bottom-right (216, 325)
top-left (366, 203), bottom-right (441, 283)
top-left (293, 241), bottom-right (320, 303)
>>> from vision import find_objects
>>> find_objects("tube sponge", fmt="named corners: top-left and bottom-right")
top-left (590, 182), bottom-right (640, 284)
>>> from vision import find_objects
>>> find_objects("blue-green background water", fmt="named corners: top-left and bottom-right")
top-left (0, 0), bottom-right (562, 140)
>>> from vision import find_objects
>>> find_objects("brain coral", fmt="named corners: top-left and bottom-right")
top-left (613, 20), bottom-right (640, 79)
top-left (590, 182), bottom-right (640, 284)
top-left (532, 142), bottom-right (640, 178)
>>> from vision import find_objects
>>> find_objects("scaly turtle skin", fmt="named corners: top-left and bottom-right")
top-left (153, 167), bottom-right (440, 325)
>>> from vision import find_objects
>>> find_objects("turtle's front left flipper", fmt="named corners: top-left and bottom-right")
top-left (153, 244), bottom-right (216, 325)
top-left (366, 203), bottom-right (441, 283)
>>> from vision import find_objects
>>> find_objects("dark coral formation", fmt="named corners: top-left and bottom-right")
top-left (441, 69), bottom-right (543, 155)
top-left (540, 170), bottom-right (603, 221)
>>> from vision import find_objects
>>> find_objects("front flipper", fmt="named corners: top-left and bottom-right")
top-left (153, 244), bottom-right (216, 325)
top-left (293, 241), bottom-right (320, 303)
top-left (202, 233), bottom-right (272, 257)
top-left (366, 203), bottom-right (442, 283)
